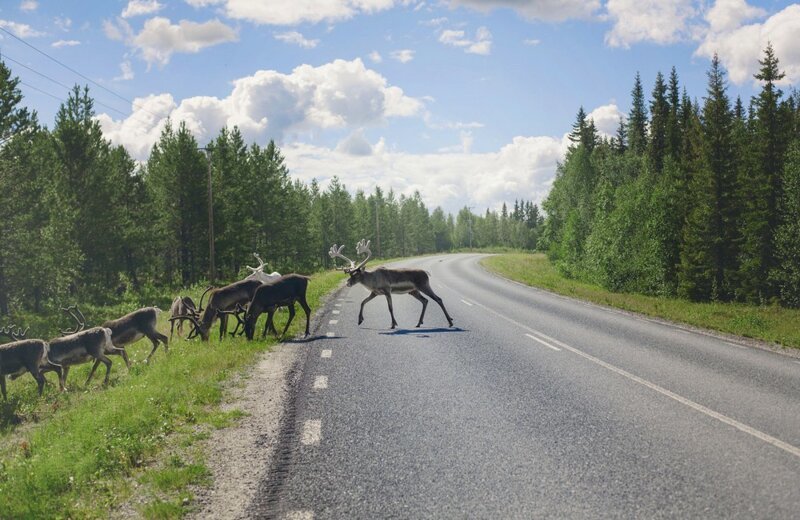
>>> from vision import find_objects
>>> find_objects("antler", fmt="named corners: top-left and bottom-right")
top-left (0, 324), bottom-right (28, 341)
top-left (328, 244), bottom-right (356, 271)
top-left (246, 252), bottom-right (267, 273)
top-left (354, 239), bottom-right (372, 270)
top-left (60, 305), bottom-right (86, 335)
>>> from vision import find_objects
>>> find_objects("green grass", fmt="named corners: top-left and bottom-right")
top-left (483, 253), bottom-right (800, 349)
top-left (0, 269), bottom-right (345, 518)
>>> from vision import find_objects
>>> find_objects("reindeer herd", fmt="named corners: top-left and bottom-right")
top-left (0, 241), bottom-right (453, 401)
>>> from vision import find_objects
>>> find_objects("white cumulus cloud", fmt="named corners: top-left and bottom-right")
top-left (19, 1), bottom-right (37, 12)
top-left (51, 39), bottom-right (80, 48)
top-left (97, 58), bottom-right (423, 160)
top-left (122, 0), bottom-right (164, 18)
top-left (448, 0), bottom-right (599, 22)
top-left (604, 0), bottom-right (698, 48)
top-left (105, 16), bottom-right (238, 67)
top-left (214, 0), bottom-right (397, 25)
top-left (0, 19), bottom-right (44, 38)
top-left (274, 30), bottom-right (319, 48)
top-left (439, 26), bottom-right (492, 55)
top-left (391, 49), bottom-right (415, 63)
top-left (368, 50), bottom-right (382, 63)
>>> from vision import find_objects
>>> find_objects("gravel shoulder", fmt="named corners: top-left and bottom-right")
top-left (189, 285), bottom-right (342, 520)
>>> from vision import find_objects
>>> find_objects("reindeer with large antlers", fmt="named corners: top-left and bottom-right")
top-left (330, 240), bottom-right (454, 329)
top-left (245, 252), bottom-right (281, 284)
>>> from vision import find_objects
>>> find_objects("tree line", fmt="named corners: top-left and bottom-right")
top-left (541, 44), bottom-right (800, 306)
top-left (0, 59), bottom-right (541, 315)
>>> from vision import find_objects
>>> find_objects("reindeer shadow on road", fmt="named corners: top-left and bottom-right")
top-left (378, 327), bottom-right (467, 337)
top-left (284, 334), bottom-right (343, 343)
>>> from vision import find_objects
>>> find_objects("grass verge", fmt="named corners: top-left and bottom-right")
top-left (482, 253), bottom-right (800, 349)
top-left (0, 269), bottom-right (345, 518)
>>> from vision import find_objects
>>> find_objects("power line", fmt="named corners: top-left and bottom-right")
top-left (0, 26), bottom-right (169, 121)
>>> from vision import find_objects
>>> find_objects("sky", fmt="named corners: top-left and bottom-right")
top-left (0, 0), bottom-right (798, 214)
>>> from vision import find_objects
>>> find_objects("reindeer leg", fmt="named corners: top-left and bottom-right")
top-left (113, 347), bottom-right (131, 369)
top-left (409, 290), bottom-right (428, 328)
top-left (97, 354), bottom-right (113, 386)
top-left (170, 319), bottom-right (176, 341)
top-left (60, 366), bottom-right (70, 392)
top-left (359, 292), bottom-right (378, 325)
top-left (219, 314), bottom-right (228, 342)
top-left (86, 359), bottom-right (101, 385)
top-left (145, 333), bottom-right (167, 364)
top-left (384, 293), bottom-right (398, 329)
top-left (280, 304), bottom-right (296, 338)
top-left (419, 283), bottom-right (454, 327)
top-left (299, 296), bottom-right (311, 337)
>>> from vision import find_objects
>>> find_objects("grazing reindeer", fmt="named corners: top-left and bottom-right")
top-left (244, 252), bottom-right (281, 283)
top-left (244, 275), bottom-right (311, 340)
top-left (169, 296), bottom-right (198, 340)
top-left (102, 307), bottom-right (167, 364)
top-left (0, 324), bottom-right (29, 343)
top-left (42, 327), bottom-right (125, 390)
top-left (330, 240), bottom-right (454, 329)
top-left (0, 339), bottom-right (61, 399)
top-left (183, 279), bottom-right (264, 341)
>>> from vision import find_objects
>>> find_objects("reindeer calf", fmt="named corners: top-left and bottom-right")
top-left (0, 339), bottom-right (61, 400)
top-left (42, 328), bottom-right (123, 390)
top-left (103, 307), bottom-right (168, 364)
top-left (244, 275), bottom-right (311, 340)
top-left (169, 296), bottom-right (197, 340)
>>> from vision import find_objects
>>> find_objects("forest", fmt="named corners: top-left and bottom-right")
top-left (0, 58), bottom-right (541, 316)
top-left (542, 44), bottom-right (800, 307)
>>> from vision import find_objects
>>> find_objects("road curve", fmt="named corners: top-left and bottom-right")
top-left (249, 253), bottom-right (800, 519)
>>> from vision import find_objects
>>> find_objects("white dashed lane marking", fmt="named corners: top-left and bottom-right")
top-left (285, 511), bottom-right (314, 520)
top-left (460, 299), bottom-right (474, 306)
top-left (301, 420), bottom-right (322, 445)
top-left (321, 349), bottom-right (332, 358)
top-left (325, 331), bottom-right (335, 338)
top-left (329, 319), bottom-right (338, 325)
top-left (332, 310), bottom-right (340, 315)
top-left (525, 333), bottom-right (561, 351)
top-left (313, 375), bottom-right (328, 389)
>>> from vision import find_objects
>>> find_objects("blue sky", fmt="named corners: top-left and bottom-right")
top-left (1, 0), bottom-right (798, 213)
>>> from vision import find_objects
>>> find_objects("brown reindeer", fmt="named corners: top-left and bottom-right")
top-left (184, 279), bottom-right (264, 341)
top-left (330, 240), bottom-right (454, 329)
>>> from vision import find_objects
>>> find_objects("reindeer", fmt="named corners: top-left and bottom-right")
top-left (244, 275), bottom-right (311, 340)
top-left (180, 279), bottom-right (264, 341)
top-left (244, 252), bottom-right (281, 283)
top-left (102, 307), bottom-right (167, 364)
top-left (42, 327), bottom-right (125, 390)
top-left (330, 240), bottom-right (454, 329)
top-left (169, 296), bottom-right (198, 340)
top-left (0, 339), bottom-right (61, 400)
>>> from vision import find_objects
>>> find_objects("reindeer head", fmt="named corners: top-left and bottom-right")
top-left (329, 240), bottom-right (372, 286)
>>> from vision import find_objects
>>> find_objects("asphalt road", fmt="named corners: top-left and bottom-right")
top-left (249, 253), bottom-right (800, 519)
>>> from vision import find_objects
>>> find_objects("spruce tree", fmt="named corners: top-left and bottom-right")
top-left (773, 140), bottom-right (800, 306)
top-left (739, 43), bottom-right (789, 301)
top-left (648, 71), bottom-right (669, 173)
top-left (700, 54), bottom-right (738, 299)
top-left (628, 72), bottom-right (648, 155)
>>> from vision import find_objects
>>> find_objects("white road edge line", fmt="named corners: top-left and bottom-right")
top-left (329, 319), bottom-right (339, 325)
top-left (301, 420), bottom-right (322, 445)
top-left (313, 375), bottom-right (328, 389)
top-left (321, 349), bottom-right (332, 358)
top-left (460, 299), bottom-right (474, 306)
top-left (525, 333), bottom-right (561, 351)
top-left (437, 280), bottom-right (800, 460)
